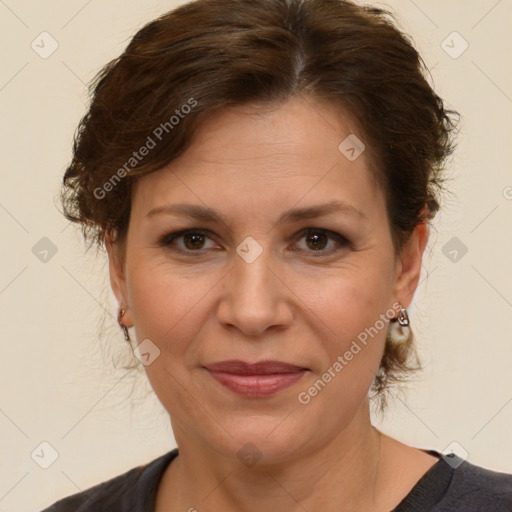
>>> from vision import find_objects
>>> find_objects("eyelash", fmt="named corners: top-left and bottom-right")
top-left (158, 228), bottom-right (350, 257)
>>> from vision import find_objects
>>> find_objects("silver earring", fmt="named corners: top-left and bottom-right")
top-left (397, 307), bottom-right (410, 327)
top-left (388, 307), bottom-right (410, 344)
top-left (118, 308), bottom-right (131, 342)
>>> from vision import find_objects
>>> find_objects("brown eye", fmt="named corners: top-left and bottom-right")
top-left (159, 229), bottom-right (216, 254)
top-left (159, 228), bottom-right (350, 257)
top-left (305, 231), bottom-right (329, 250)
top-left (182, 232), bottom-right (207, 250)
top-left (294, 228), bottom-right (350, 255)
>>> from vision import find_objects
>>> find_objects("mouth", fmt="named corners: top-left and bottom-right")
top-left (203, 360), bottom-right (309, 398)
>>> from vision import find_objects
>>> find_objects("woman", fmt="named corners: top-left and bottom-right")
top-left (42, 0), bottom-right (512, 510)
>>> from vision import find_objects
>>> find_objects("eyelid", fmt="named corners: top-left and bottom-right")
top-left (158, 228), bottom-right (218, 249)
top-left (294, 228), bottom-right (351, 253)
top-left (158, 227), bottom-right (351, 255)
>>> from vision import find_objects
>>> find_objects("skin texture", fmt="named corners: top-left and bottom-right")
top-left (106, 94), bottom-right (435, 511)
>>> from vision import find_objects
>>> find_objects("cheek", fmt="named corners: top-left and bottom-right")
top-left (124, 263), bottom-right (209, 418)
top-left (125, 259), bottom-right (221, 353)
top-left (298, 262), bottom-right (392, 341)
top-left (296, 264), bottom-right (392, 390)
top-left (295, 281), bottom-right (389, 419)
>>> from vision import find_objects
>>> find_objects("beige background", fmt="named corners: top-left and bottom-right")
top-left (1, 1), bottom-right (511, 510)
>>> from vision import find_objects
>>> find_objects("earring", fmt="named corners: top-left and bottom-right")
top-left (118, 307), bottom-right (131, 342)
top-left (388, 306), bottom-right (410, 344)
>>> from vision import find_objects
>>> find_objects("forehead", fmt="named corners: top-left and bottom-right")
top-left (130, 95), bottom-right (384, 221)
top-left (176, 95), bottom-right (367, 169)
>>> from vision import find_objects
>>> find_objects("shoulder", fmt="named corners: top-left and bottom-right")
top-left (436, 454), bottom-right (512, 511)
top-left (38, 449), bottom-right (178, 512)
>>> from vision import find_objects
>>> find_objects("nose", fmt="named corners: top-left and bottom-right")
top-left (217, 246), bottom-right (293, 337)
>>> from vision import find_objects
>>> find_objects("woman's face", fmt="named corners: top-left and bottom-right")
top-left (107, 95), bottom-right (426, 464)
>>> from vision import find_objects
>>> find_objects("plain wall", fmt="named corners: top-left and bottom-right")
top-left (1, 1), bottom-right (511, 510)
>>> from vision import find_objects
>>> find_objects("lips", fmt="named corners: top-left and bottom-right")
top-left (203, 360), bottom-right (308, 397)
top-left (203, 360), bottom-right (308, 375)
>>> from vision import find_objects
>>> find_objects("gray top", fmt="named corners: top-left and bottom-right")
top-left (39, 448), bottom-right (512, 511)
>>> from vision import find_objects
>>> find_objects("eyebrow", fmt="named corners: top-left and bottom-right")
top-left (145, 200), bottom-right (367, 225)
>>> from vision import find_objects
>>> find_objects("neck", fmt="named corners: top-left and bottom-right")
top-left (157, 400), bottom-right (391, 512)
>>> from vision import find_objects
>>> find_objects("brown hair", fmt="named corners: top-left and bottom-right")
top-left (59, 0), bottom-right (459, 412)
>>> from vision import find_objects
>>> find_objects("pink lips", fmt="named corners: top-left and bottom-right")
top-left (203, 360), bottom-right (308, 397)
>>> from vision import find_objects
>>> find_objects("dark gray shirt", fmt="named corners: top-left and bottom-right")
top-left (40, 448), bottom-right (512, 511)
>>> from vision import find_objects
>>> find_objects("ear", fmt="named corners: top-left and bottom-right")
top-left (105, 229), bottom-right (133, 328)
top-left (392, 218), bottom-right (429, 309)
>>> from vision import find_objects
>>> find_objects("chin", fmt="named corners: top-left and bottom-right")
top-left (206, 417), bottom-right (315, 468)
